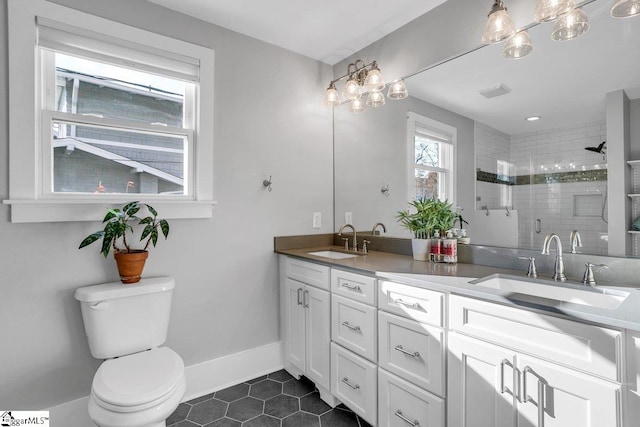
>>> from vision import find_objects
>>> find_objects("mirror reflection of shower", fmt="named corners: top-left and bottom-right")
top-left (585, 141), bottom-right (608, 224)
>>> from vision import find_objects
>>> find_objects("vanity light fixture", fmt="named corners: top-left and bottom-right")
top-left (324, 59), bottom-right (408, 113)
top-left (502, 30), bottom-right (534, 59)
top-left (610, 0), bottom-right (640, 17)
top-left (387, 80), bottom-right (409, 100)
top-left (482, 0), bottom-right (516, 44)
top-left (551, 7), bottom-right (590, 41)
top-left (534, 0), bottom-right (575, 22)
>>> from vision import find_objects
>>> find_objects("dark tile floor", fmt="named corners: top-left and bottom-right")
top-left (167, 370), bottom-right (372, 427)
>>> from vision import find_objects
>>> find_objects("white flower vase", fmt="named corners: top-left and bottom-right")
top-left (411, 238), bottom-right (431, 261)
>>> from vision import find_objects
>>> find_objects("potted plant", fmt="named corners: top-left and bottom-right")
top-left (79, 201), bottom-right (170, 284)
top-left (397, 197), bottom-right (437, 261)
top-left (397, 197), bottom-right (458, 261)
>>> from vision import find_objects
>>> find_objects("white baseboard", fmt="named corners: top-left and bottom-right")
top-left (183, 341), bottom-right (283, 400)
top-left (47, 341), bottom-right (283, 427)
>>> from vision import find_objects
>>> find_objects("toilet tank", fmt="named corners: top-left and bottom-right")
top-left (75, 276), bottom-right (175, 359)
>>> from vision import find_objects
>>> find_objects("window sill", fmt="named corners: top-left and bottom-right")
top-left (3, 199), bottom-right (216, 223)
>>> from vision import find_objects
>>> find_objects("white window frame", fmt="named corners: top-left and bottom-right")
top-left (406, 112), bottom-right (457, 204)
top-left (5, 0), bottom-right (215, 222)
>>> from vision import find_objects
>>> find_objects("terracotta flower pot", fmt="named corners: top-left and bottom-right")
top-left (114, 251), bottom-right (149, 284)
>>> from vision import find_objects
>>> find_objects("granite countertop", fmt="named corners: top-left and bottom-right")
top-left (277, 245), bottom-right (640, 331)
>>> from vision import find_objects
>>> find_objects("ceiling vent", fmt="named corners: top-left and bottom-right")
top-left (479, 83), bottom-right (512, 99)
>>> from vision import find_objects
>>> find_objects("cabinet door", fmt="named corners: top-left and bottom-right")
top-left (448, 333), bottom-right (517, 427)
top-left (305, 285), bottom-right (331, 391)
top-left (283, 278), bottom-right (306, 372)
top-left (517, 355), bottom-right (621, 427)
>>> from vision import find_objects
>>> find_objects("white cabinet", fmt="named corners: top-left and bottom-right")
top-left (331, 342), bottom-right (377, 425)
top-left (332, 294), bottom-right (377, 362)
top-left (378, 310), bottom-right (445, 396)
top-left (280, 256), bottom-right (334, 405)
top-left (449, 333), bottom-right (621, 427)
top-left (448, 295), bottom-right (623, 427)
top-left (626, 331), bottom-right (640, 423)
top-left (378, 368), bottom-right (445, 427)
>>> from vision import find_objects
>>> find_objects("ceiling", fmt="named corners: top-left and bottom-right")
top-left (407, 0), bottom-right (640, 135)
top-left (147, 0), bottom-right (447, 65)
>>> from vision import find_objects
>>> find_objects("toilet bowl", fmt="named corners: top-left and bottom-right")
top-left (88, 348), bottom-right (185, 427)
top-left (75, 277), bottom-right (185, 427)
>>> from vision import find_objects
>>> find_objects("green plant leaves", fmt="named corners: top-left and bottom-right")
top-left (396, 197), bottom-right (457, 238)
top-left (79, 202), bottom-right (170, 256)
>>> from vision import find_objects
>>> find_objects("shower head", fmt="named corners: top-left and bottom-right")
top-left (585, 141), bottom-right (606, 154)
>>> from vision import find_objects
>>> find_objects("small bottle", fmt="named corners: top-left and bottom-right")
top-left (458, 229), bottom-right (470, 245)
top-left (430, 230), bottom-right (442, 262)
top-left (443, 230), bottom-right (458, 264)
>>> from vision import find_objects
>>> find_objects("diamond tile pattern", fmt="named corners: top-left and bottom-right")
top-left (167, 370), bottom-right (372, 427)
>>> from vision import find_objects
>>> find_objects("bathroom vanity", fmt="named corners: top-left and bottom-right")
top-left (278, 247), bottom-right (640, 427)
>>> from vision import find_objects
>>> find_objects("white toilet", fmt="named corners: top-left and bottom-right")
top-left (75, 277), bottom-right (186, 427)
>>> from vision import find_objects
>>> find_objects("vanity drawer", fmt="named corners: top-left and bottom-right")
top-left (332, 295), bottom-right (377, 362)
top-left (449, 295), bottom-right (622, 381)
top-left (379, 280), bottom-right (444, 327)
top-left (284, 257), bottom-right (330, 290)
top-left (331, 343), bottom-right (377, 426)
top-left (378, 368), bottom-right (444, 427)
top-left (332, 269), bottom-right (376, 305)
top-left (378, 311), bottom-right (445, 396)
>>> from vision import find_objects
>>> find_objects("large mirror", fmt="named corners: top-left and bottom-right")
top-left (334, 0), bottom-right (640, 256)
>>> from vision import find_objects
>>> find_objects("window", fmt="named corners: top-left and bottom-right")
top-left (6, 0), bottom-right (214, 222)
top-left (407, 112), bottom-right (456, 203)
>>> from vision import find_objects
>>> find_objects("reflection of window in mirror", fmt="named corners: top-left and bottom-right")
top-left (407, 112), bottom-right (456, 203)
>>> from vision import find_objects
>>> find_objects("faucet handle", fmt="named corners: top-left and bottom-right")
top-left (362, 240), bottom-right (371, 254)
top-left (342, 238), bottom-right (349, 251)
top-left (582, 262), bottom-right (609, 287)
top-left (518, 256), bottom-right (538, 278)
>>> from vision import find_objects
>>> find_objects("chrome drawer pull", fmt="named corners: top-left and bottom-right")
top-left (303, 290), bottom-right (309, 308)
top-left (394, 298), bottom-right (421, 309)
top-left (341, 321), bottom-right (361, 332)
top-left (341, 377), bottom-right (360, 390)
top-left (395, 410), bottom-right (420, 426)
top-left (395, 345), bottom-right (420, 358)
top-left (341, 282), bottom-right (362, 291)
top-left (297, 288), bottom-right (303, 306)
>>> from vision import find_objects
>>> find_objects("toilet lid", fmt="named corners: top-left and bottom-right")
top-left (92, 347), bottom-right (184, 407)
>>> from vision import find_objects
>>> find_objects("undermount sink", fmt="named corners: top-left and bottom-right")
top-left (469, 274), bottom-right (629, 310)
top-left (307, 250), bottom-right (361, 260)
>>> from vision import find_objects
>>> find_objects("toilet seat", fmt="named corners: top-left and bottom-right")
top-left (92, 347), bottom-right (184, 413)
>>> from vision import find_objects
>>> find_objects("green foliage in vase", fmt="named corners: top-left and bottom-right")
top-left (397, 197), bottom-right (458, 239)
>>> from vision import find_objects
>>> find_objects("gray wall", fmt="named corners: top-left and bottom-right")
top-left (0, 0), bottom-right (333, 409)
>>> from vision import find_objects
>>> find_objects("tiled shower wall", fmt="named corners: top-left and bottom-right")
top-left (476, 121), bottom-right (608, 254)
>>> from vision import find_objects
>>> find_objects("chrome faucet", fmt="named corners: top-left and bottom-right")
top-left (570, 230), bottom-right (582, 254)
top-left (338, 223), bottom-right (357, 252)
top-left (541, 233), bottom-right (566, 281)
top-left (371, 222), bottom-right (387, 235)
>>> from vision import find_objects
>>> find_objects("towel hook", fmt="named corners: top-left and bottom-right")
top-left (381, 184), bottom-right (390, 196)
top-left (263, 175), bottom-right (272, 192)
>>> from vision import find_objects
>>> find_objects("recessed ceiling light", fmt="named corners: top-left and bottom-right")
top-left (526, 116), bottom-right (541, 121)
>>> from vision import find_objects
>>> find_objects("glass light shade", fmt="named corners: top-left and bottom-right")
top-left (502, 30), bottom-right (534, 59)
top-left (364, 68), bottom-right (385, 91)
top-left (350, 97), bottom-right (366, 113)
top-left (366, 90), bottom-right (385, 108)
top-left (482, 1), bottom-right (516, 44)
top-left (323, 83), bottom-right (340, 107)
top-left (342, 77), bottom-right (361, 100)
top-left (534, 0), bottom-right (575, 22)
top-left (610, 0), bottom-right (640, 17)
top-left (551, 8), bottom-right (589, 41)
top-left (387, 80), bottom-right (409, 100)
